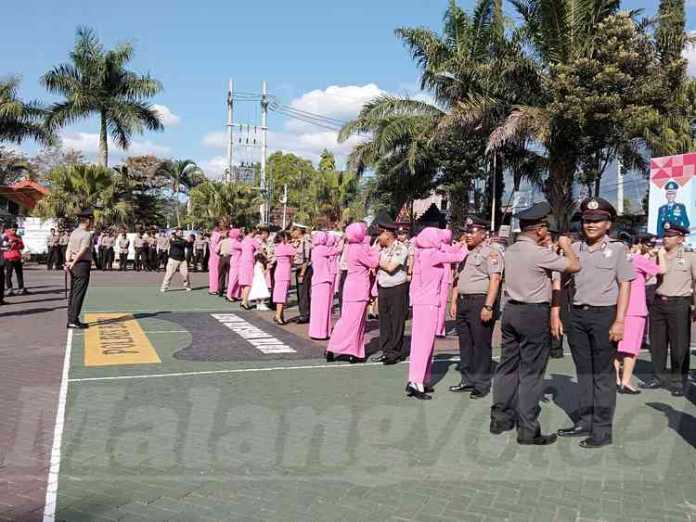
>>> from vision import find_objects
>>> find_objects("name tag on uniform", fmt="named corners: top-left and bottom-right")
top-left (604, 249), bottom-right (612, 259)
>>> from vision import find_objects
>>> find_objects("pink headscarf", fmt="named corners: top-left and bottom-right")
top-left (415, 227), bottom-right (443, 249)
top-left (228, 228), bottom-right (241, 240)
top-left (345, 223), bottom-right (366, 244)
top-left (312, 231), bottom-right (328, 246)
top-left (326, 234), bottom-right (337, 247)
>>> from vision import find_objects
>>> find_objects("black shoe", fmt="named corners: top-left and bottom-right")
top-left (618, 384), bottom-right (641, 395)
top-left (671, 387), bottom-right (685, 397)
top-left (348, 356), bottom-right (365, 364)
top-left (490, 420), bottom-right (515, 435)
top-left (369, 351), bottom-right (386, 362)
top-left (67, 322), bottom-right (87, 329)
top-left (382, 357), bottom-right (400, 366)
top-left (405, 383), bottom-right (432, 400)
top-left (424, 385), bottom-right (435, 394)
top-left (557, 425), bottom-right (590, 438)
top-left (518, 433), bottom-right (557, 446)
top-left (470, 389), bottom-right (489, 400)
top-left (325, 351), bottom-right (335, 362)
top-left (579, 436), bottom-right (612, 449)
top-left (18, 288), bottom-right (29, 295)
top-left (449, 382), bottom-right (475, 393)
top-left (273, 316), bottom-right (287, 326)
top-left (639, 378), bottom-right (662, 390)
top-left (240, 303), bottom-right (253, 310)
top-left (296, 317), bottom-right (309, 324)
top-left (6, 289), bottom-right (14, 297)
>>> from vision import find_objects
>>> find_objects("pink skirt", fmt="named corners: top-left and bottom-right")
top-left (327, 301), bottom-right (367, 357)
top-left (309, 283), bottom-right (333, 339)
top-left (239, 264), bottom-right (254, 286)
top-left (273, 280), bottom-right (290, 304)
top-left (618, 316), bottom-right (646, 356)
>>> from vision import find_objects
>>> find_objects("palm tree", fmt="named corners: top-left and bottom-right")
top-left (34, 164), bottom-right (128, 224)
top-left (188, 181), bottom-right (261, 228)
top-left (41, 27), bottom-right (164, 167)
top-left (157, 159), bottom-right (205, 227)
top-left (0, 77), bottom-right (52, 146)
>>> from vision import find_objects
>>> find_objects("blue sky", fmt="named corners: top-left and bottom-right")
top-left (2, 0), bottom-right (693, 181)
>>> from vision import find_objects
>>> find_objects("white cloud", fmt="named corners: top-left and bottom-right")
top-left (199, 155), bottom-right (228, 179)
top-left (290, 83), bottom-right (384, 119)
top-left (60, 131), bottom-right (172, 161)
top-left (152, 104), bottom-right (181, 127)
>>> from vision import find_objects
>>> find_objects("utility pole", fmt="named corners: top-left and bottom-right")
top-left (616, 160), bottom-right (624, 216)
top-left (260, 80), bottom-right (269, 223)
top-left (281, 184), bottom-right (288, 230)
top-left (226, 79), bottom-right (234, 183)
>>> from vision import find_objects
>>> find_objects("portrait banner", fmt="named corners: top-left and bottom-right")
top-left (648, 152), bottom-right (696, 246)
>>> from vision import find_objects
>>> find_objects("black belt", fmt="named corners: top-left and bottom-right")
top-left (507, 300), bottom-right (549, 307)
top-left (459, 293), bottom-right (487, 300)
top-left (572, 304), bottom-right (616, 311)
top-left (655, 295), bottom-right (691, 302)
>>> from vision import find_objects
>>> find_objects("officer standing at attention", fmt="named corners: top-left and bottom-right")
top-left (449, 216), bottom-right (503, 398)
top-left (291, 223), bottom-right (312, 324)
top-left (65, 209), bottom-right (94, 329)
top-left (118, 231), bottom-right (130, 271)
top-left (490, 202), bottom-right (580, 445)
top-left (557, 197), bottom-right (634, 448)
top-left (641, 222), bottom-right (695, 396)
top-left (47, 228), bottom-right (60, 270)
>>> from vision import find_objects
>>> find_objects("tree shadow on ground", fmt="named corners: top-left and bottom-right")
top-left (0, 305), bottom-right (66, 318)
top-left (646, 402), bottom-right (696, 450)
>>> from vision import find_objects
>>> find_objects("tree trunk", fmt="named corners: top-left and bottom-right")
top-left (545, 159), bottom-right (576, 232)
top-left (99, 112), bottom-right (108, 167)
top-left (593, 175), bottom-right (601, 199)
top-left (174, 181), bottom-right (181, 227)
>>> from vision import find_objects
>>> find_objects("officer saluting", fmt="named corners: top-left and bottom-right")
top-left (449, 216), bottom-right (503, 398)
top-left (65, 208), bottom-right (94, 329)
top-left (641, 221), bottom-right (695, 396)
top-left (558, 197), bottom-right (635, 448)
top-left (490, 202), bottom-right (580, 445)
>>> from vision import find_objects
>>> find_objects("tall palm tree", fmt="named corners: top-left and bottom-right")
top-left (42, 27), bottom-right (164, 167)
top-left (188, 181), bottom-right (261, 228)
top-left (0, 77), bottom-right (52, 146)
top-left (157, 159), bottom-right (205, 227)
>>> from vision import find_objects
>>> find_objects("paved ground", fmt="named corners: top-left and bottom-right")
top-left (2, 264), bottom-right (696, 522)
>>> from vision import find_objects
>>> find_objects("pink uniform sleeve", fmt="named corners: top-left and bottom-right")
top-left (634, 254), bottom-right (659, 277)
top-left (433, 247), bottom-right (467, 266)
top-left (359, 245), bottom-right (380, 269)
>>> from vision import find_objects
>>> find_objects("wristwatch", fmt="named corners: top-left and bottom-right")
top-left (483, 304), bottom-right (493, 311)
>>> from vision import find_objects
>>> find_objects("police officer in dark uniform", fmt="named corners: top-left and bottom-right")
top-left (449, 216), bottom-right (503, 398)
top-left (490, 202), bottom-right (580, 445)
top-left (641, 221), bottom-right (695, 396)
top-left (65, 208), bottom-right (94, 329)
top-left (557, 198), bottom-right (634, 448)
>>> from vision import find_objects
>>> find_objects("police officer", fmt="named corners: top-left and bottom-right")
top-left (58, 228), bottom-right (70, 267)
top-left (449, 217), bottom-right (503, 398)
top-left (0, 220), bottom-right (6, 305)
top-left (291, 223), bottom-right (312, 324)
top-left (156, 231), bottom-right (170, 271)
top-left (193, 233), bottom-right (207, 271)
top-left (557, 198), bottom-right (634, 448)
top-left (641, 222), bottom-right (695, 396)
top-left (656, 180), bottom-right (689, 238)
top-left (118, 231), bottom-right (130, 271)
top-left (100, 231), bottom-right (115, 270)
top-left (66, 209), bottom-right (94, 329)
top-left (372, 214), bottom-right (410, 365)
top-left (490, 202), bottom-right (580, 445)
top-left (47, 228), bottom-right (60, 270)
top-left (133, 231), bottom-right (145, 271)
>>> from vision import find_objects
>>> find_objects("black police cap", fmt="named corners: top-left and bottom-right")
top-left (76, 208), bottom-right (94, 218)
top-left (663, 221), bottom-right (689, 236)
top-left (580, 197), bottom-right (616, 221)
top-left (516, 202), bottom-right (552, 229)
top-left (374, 212), bottom-right (398, 230)
top-left (461, 216), bottom-right (490, 232)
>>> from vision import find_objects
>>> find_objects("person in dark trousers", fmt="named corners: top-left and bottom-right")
top-left (100, 232), bottom-right (115, 270)
top-left (66, 209), bottom-right (94, 329)
top-left (47, 228), bottom-right (60, 270)
top-left (58, 229), bottom-right (70, 268)
top-left (133, 232), bottom-right (145, 271)
top-left (641, 222), bottom-right (695, 396)
top-left (371, 215), bottom-right (410, 364)
top-left (292, 224), bottom-right (312, 323)
top-left (490, 202), bottom-right (580, 446)
top-left (185, 233), bottom-right (195, 270)
top-left (92, 231), bottom-right (102, 270)
top-left (0, 222), bottom-right (6, 305)
top-left (216, 231), bottom-right (233, 297)
top-left (118, 232), bottom-right (130, 271)
top-left (193, 234), bottom-right (207, 271)
top-left (557, 198), bottom-right (634, 449)
top-left (449, 216), bottom-right (503, 398)
top-left (3, 223), bottom-right (27, 296)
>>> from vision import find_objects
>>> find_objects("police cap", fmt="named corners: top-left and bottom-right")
top-left (663, 221), bottom-right (689, 237)
top-left (580, 197), bottom-right (616, 221)
top-left (637, 232), bottom-right (656, 244)
top-left (665, 180), bottom-right (679, 191)
top-left (76, 208), bottom-right (94, 219)
top-left (374, 213), bottom-right (398, 231)
top-left (516, 202), bottom-right (551, 230)
top-left (461, 216), bottom-right (490, 233)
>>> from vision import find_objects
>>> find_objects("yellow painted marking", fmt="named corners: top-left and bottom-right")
top-left (84, 313), bottom-right (161, 367)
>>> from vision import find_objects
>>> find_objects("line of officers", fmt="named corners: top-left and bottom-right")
top-left (47, 227), bottom-right (212, 273)
top-left (442, 197), bottom-right (693, 449)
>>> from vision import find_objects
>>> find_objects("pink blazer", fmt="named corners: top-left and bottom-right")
top-left (231, 238), bottom-right (243, 262)
top-left (240, 236), bottom-right (260, 265)
top-left (210, 230), bottom-right (222, 256)
top-left (410, 228), bottom-right (467, 306)
top-left (312, 245), bottom-right (339, 285)
top-left (274, 243), bottom-right (296, 282)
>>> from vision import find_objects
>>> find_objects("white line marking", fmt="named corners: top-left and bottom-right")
top-left (43, 329), bottom-right (73, 522)
top-left (211, 313), bottom-right (296, 354)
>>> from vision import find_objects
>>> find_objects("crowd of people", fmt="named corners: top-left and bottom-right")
top-left (9, 193), bottom-right (696, 450)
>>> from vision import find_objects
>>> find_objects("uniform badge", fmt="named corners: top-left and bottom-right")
top-left (588, 200), bottom-right (599, 210)
top-left (664, 223), bottom-right (671, 230)
top-left (466, 217), bottom-right (473, 226)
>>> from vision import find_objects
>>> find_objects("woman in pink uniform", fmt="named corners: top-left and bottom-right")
top-left (208, 219), bottom-right (225, 294)
top-left (326, 233), bottom-right (339, 304)
top-left (309, 231), bottom-right (339, 340)
top-left (239, 230), bottom-right (260, 310)
top-left (225, 228), bottom-right (243, 301)
top-left (272, 232), bottom-right (296, 325)
top-left (408, 227), bottom-right (467, 399)
top-left (615, 243), bottom-right (662, 394)
top-left (436, 229), bottom-right (454, 337)
top-left (326, 223), bottom-right (379, 362)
